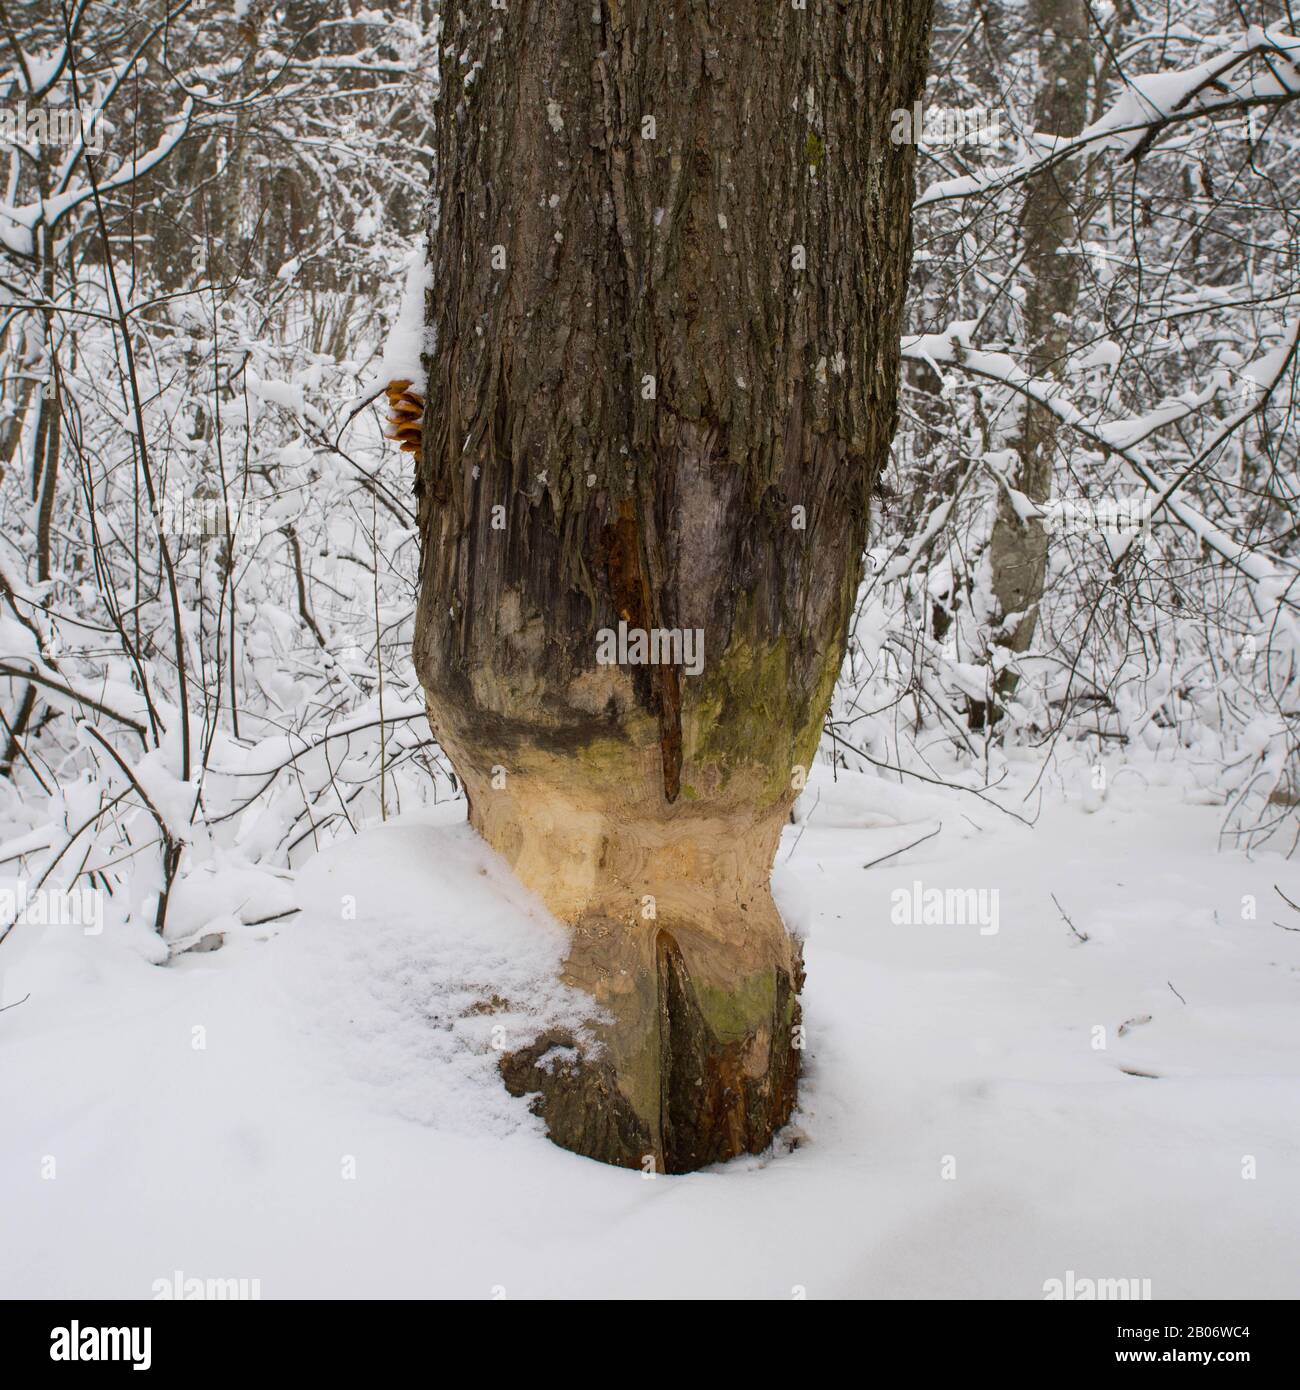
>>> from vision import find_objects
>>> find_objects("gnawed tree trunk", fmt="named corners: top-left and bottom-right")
top-left (983, 0), bottom-right (1090, 717)
top-left (415, 0), bottom-right (931, 1172)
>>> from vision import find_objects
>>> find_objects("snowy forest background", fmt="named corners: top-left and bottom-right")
top-left (1, 0), bottom-right (1299, 1300)
top-left (1, 0), bottom-right (1296, 949)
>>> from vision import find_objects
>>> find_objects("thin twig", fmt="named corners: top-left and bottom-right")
top-left (783, 790), bottom-right (820, 862)
top-left (862, 821), bottom-right (942, 871)
top-left (1051, 892), bottom-right (1090, 942)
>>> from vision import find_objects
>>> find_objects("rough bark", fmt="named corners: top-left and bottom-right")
top-left (984, 0), bottom-right (1090, 706)
top-left (415, 0), bottom-right (931, 1171)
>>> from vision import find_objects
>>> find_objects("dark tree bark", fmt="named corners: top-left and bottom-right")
top-left (415, 0), bottom-right (931, 1172)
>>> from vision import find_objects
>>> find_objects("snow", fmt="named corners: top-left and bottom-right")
top-left (916, 27), bottom-right (1300, 209)
top-left (244, 370), bottom-right (327, 428)
top-left (367, 244), bottom-right (433, 391)
top-left (900, 317), bottom-right (1300, 605)
top-left (1077, 339), bottom-right (1122, 370)
top-left (0, 104), bottom-right (196, 257)
top-left (2, 759), bottom-right (1297, 1299)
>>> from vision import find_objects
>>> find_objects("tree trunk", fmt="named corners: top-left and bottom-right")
top-left (415, 0), bottom-right (931, 1172)
top-left (985, 0), bottom-right (1090, 698)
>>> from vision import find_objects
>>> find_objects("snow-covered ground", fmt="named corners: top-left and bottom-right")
top-left (2, 757), bottom-right (1298, 1300)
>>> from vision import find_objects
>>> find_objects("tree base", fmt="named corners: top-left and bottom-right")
top-left (501, 922), bottom-right (803, 1174)
top-left (470, 774), bottom-right (803, 1173)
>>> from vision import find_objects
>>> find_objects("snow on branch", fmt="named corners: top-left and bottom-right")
top-left (899, 317), bottom-right (1300, 611)
top-left (0, 102), bottom-right (196, 257)
top-left (917, 27), bottom-right (1300, 208)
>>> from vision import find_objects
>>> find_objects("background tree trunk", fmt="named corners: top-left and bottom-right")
top-left (416, 0), bottom-right (931, 1172)
top-left (984, 0), bottom-right (1090, 711)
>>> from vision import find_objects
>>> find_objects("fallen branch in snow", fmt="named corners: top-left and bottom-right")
top-left (1274, 885), bottom-right (1300, 929)
top-left (1051, 892), bottom-right (1090, 943)
top-left (826, 728), bottom-right (1038, 827)
top-left (862, 821), bottom-right (943, 871)
top-left (242, 908), bottom-right (301, 927)
top-left (783, 789), bottom-right (820, 862)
